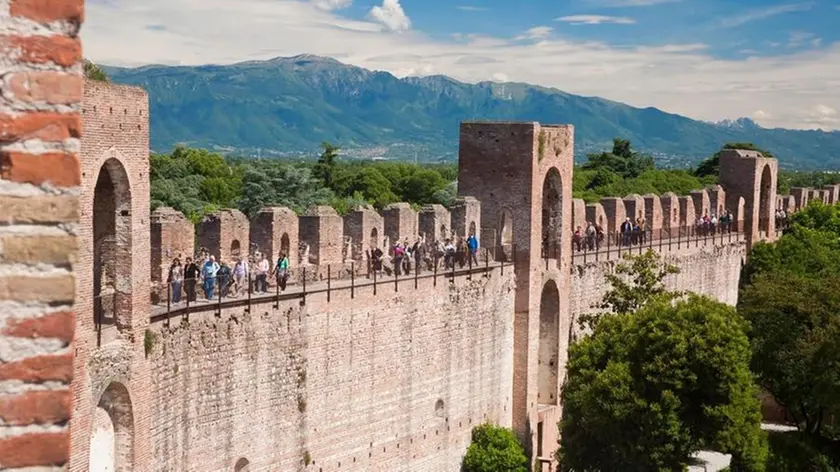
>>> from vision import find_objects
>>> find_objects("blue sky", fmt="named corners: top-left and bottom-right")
top-left (83, 0), bottom-right (840, 130)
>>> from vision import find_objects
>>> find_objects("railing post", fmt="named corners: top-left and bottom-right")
top-left (185, 278), bottom-right (191, 319)
top-left (484, 247), bottom-right (489, 277)
top-left (302, 267), bottom-right (307, 305)
top-left (351, 262), bottom-right (355, 299)
top-left (678, 226), bottom-right (682, 249)
top-left (500, 247), bottom-right (504, 276)
top-left (246, 270), bottom-right (251, 314)
top-left (273, 272), bottom-right (279, 309)
top-left (216, 276), bottom-right (222, 318)
top-left (468, 247), bottom-right (473, 281)
top-left (433, 255), bottom-right (437, 287)
top-left (394, 263), bottom-right (399, 292)
top-left (373, 264), bottom-right (378, 296)
top-left (451, 253), bottom-right (456, 282)
top-left (166, 281), bottom-right (171, 323)
top-left (327, 264), bottom-right (331, 303)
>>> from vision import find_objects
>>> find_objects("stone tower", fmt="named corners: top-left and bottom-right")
top-left (457, 121), bottom-right (574, 465)
top-left (718, 149), bottom-right (778, 248)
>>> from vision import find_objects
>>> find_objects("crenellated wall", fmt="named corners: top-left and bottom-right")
top-left (73, 88), bottom-right (811, 472)
top-left (148, 271), bottom-right (516, 472)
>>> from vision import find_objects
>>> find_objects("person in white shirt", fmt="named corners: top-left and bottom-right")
top-left (254, 253), bottom-right (269, 293)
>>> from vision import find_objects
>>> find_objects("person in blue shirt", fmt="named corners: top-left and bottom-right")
top-left (467, 233), bottom-right (479, 266)
top-left (201, 255), bottom-right (220, 300)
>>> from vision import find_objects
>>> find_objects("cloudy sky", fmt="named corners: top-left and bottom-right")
top-left (83, 0), bottom-right (840, 130)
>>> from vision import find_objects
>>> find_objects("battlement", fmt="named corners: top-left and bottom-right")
top-left (75, 107), bottom-right (815, 472)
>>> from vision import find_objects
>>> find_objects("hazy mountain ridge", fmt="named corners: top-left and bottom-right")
top-left (104, 55), bottom-right (840, 169)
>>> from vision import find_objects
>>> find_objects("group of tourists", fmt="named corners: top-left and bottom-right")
top-left (166, 250), bottom-right (291, 303)
top-left (368, 233), bottom-right (480, 276)
top-left (569, 209), bottom-right (739, 253)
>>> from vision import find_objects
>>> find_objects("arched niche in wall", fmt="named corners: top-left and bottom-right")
top-left (234, 458), bottom-right (250, 472)
top-left (89, 382), bottom-right (134, 472)
top-left (538, 279), bottom-right (560, 406)
top-left (93, 158), bottom-right (133, 343)
top-left (758, 165), bottom-right (773, 235)
top-left (542, 167), bottom-right (564, 258)
top-left (280, 233), bottom-right (291, 257)
top-left (369, 227), bottom-right (378, 251)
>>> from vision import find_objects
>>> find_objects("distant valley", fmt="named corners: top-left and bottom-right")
top-left (104, 55), bottom-right (840, 169)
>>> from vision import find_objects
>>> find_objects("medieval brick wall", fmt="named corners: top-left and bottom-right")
top-left (0, 0), bottom-right (82, 468)
top-left (147, 271), bottom-right (515, 472)
top-left (69, 79), bottom-right (152, 471)
top-left (570, 242), bottom-right (746, 327)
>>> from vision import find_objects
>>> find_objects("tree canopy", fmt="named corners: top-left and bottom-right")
top-left (149, 144), bottom-right (457, 221)
top-left (462, 424), bottom-right (529, 472)
top-left (739, 202), bottom-right (840, 442)
top-left (560, 295), bottom-right (767, 472)
top-left (83, 59), bottom-right (108, 82)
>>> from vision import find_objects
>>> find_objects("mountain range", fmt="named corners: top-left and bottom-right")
top-left (104, 54), bottom-right (840, 169)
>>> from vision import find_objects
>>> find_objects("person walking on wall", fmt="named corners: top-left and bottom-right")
top-left (168, 257), bottom-right (183, 304)
top-left (202, 255), bottom-right (220, 300)
top-left (184, 257), bottom-right (199, 302)
top-left (233, 256), bottom-right (249, 297)
top-left (467, 232), bottom-right (479, 266)
top-left (255, 253), bottom-right (269, 293)
top-left (273, 251), bottom-right (290, 291)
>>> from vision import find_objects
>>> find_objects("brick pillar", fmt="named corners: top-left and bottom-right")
top-left (0, 0), bottom-right (83, 468)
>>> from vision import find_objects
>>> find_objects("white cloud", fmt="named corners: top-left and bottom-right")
top-left (82, 0), bottom-right (840, 131)
top-left (752, 110), bottom-right (770, 119)
top-left (516, 26), bottom-right (553, 40)
top-left (311, 0), bottom-right (352, 11)
top-left (720, 2), bottom-right (814, 28)
top-left (369, 0), bottom-right (411, 32)
top-left (457, 6), bottom-right (487, 11)
top-left (556, 15), bottom-right (636, 25)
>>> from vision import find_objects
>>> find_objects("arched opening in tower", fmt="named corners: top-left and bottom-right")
top-left (497, 210), bottom-right (513, 261)
top-left (93, 158), bottom-right (133, 343)
top-left (230, 239), bottom-right (241, 260)
top-left (89, 382), bottom-right (134, 472)
top-left (234, 458), bottom-right (250, 472)
top-left (758, 165), bottom-right (772, 235)
top-left (538, 279), bottom-right (560, 406)
top-left (369, 227), bottom-right (378, 250)
top-left (542, 168), bottom-right (563, 259)
top-left (280, 233), bottom-right (290, 257)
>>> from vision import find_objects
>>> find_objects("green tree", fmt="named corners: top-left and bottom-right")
top-left (578, 250), bottom-right (680, 329)
top-left (345, 167), bottom-right (397, 208)
top-left (313, 141), bottom-right (340, 190)
top-left (560, 294), bottom-right (767, 472)
top-left (739, 202), bottom-right (840, 442)
top-left (237, 165), bottom-right (333, 217)
top-left (462, 424), bottom-right (529, 472)
top-left (397, 168), bottom-right (447, 204)
top-left (582, 138), bottom-right (655, 179)
top-left (740, 274), bottom-right (840, 438)
top-left (84, 59), bottom-right (108, 82)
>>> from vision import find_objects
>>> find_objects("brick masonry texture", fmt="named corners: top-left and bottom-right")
top-left (0, 0), bottom-right (82, 469)
top-left (68, 79), bottom-right (153, 471)
top-left (570, 242), bottom-right (746, 328)
top-left (62, 104), bottom-right (802, 472)
top-left (148, 272), bottom-right (515, 472)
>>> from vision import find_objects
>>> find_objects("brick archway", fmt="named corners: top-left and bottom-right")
top-left (538, 279), bottom-right (560, 406)
top-left (93, 157), bottom-right (133, 343)
top-left (758, 165), bottom-right (773, 234)
top-left (89, 382), bottom-right (134, 472)
top-left (234, 458), bottom-right (250, 472)
top-left (542, 167), bottom-right (564, 258)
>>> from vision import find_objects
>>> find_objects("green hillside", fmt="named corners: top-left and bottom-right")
top-left (104, 54), bottom-right (840, 169)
